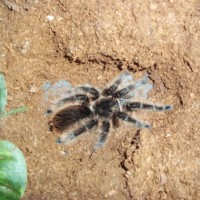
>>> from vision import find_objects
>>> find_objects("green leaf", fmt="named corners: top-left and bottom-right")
top-left (0, 73), bottom-right (7, 113)
top-left (0, 106), bottom-right (28, 119)
top-left (0, 141), bottom-right (27, 200)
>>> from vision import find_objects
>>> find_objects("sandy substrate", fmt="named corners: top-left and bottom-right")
top-left (0, 1), bottom-right (199, 199)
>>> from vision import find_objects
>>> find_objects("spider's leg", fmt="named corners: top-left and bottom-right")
top-left (112, 84), bottom-right (135, 98)
top-left (94, 121), bottom-right (110, 150)
top-left (57, 119), bottom-right (98, 144)
top-left (113, 73), bottom-right (153, 100)
top-left (112, 113), bottom-right (120, 128)
top-left (102, 80), bottom-right (122, 96)
top-left (75, 86), bottom-right (100, 101)
top-left (116, 111), bottom-right (151, 129)
top-left (56, 94), bottom-right (89, 105)
top-left (125, 102), bottom-right (173, 112)
top-left (112, 75), bottom-right (149, 99)
top-left (102, 71), bottom-right (132, 96)
top-left (46, 94), bottom-right (89, 114)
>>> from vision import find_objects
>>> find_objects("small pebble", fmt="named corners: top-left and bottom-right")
top-left (97, 75), bottom-right (102, 80)
top-left (46, 15), bottom-right (54, 21)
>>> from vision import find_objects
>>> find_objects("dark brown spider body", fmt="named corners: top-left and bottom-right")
top-left (50, 105), bottom-right (92, 132)
top-left (47, 71), bottom-right (172, 150)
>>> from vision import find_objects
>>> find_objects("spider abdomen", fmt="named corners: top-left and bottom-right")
top-left (52, 105), bottom-right (92, 132)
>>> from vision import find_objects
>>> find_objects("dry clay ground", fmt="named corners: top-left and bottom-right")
top-left (0, 1), bottom-right (200, 200)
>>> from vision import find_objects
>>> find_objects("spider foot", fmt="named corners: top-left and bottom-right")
top-left (135, 121), bottom-right (151, 129)
top-left (93, 140), bottom-right (105, 151)
top-left (56, 133), bottom-right (76, 144)
top-left (163, 105), bottom-right (173, 111)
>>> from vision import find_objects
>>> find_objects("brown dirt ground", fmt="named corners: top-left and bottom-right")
top-left (0, 0), bottom-right (200, 200)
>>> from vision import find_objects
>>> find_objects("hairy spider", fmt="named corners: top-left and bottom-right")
top-left (46, 71), bottom-right (172, 150)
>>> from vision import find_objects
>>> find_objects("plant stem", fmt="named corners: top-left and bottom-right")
top-left (0, 106), bottom-right (28, 119)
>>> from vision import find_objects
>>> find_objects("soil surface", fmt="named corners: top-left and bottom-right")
top-left (0, 1), bottom-right (199, 200)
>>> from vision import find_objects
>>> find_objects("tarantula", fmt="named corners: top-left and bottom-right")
top-left (46, 71), bottom-right (172, 150)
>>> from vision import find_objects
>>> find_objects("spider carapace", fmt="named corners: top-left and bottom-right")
top-left (47, 71), bottom-right (172, 150)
